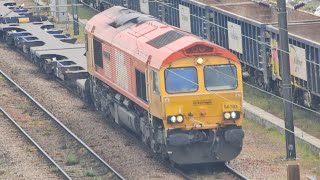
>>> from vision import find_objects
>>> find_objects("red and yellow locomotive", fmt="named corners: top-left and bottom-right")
top-left (85, 6), bottom-right (244, 164)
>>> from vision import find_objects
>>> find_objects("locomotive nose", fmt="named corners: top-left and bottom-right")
top-left (164, 93), bottom-right (242, 129)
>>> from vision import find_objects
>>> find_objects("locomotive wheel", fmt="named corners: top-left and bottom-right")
top-left (93, 95), bottom-right (101, 111)
top-left (169, 159), bottom-right (177, 168)
top-left (102, 105), bottom-right (111, 119)
top-left (160, 146), bottom-right (169, 161)
top-left (108, 104), bottom-right (116, 122)
top-left (141, 133), bottom-right (149, 145)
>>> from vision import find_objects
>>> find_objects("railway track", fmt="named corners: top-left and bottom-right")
top-left (111, 121), bottom-right (247, 180)
top-left (174, 163), bottom-right (248, 180)
top-left (0, 107), bottom-right (70, 179)
top-left (225, 163), bottom-right (248, 180)
top-left (0, 69), bottom-right (125, 180)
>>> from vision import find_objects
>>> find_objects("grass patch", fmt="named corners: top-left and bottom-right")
top-left (244, 118), bottom-right (320, 176)
top-left (244, 119), bottom-right (320, 160)
top-left (84, 169), bottom-right (96, 177)
top-left (243, 84), bottom-right (320, 139)
top-left (67, 0), bottom-right (98, 20)
top-left (19, 100), bottom-right (34, 115)
top-left (50, 166), bottom-right (60, 173)
top-left (0, 90), bottom-right (8, 97)
top-left (64, 24), bottom-right (86, 43)
top-left (65, 153), bottom-right (79, 165)
top-left (61, 143), bottom-right (68, 150)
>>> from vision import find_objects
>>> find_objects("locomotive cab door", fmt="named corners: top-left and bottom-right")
top-left (148, 69), bottom-right (163, 119)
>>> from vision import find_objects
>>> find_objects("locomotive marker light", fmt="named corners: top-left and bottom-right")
top-left (224, 111), bottom-right (240, 120)
top-left (196, 57), bottom-right (204, 65)
top-left (170, 116), bottom-right (177, 123)
top-left (224, 112), bottom-right (231, 120)
top-left (231, 111), bottom-right (237, 119)
top-left (176, 115), bottom-right (184, 123)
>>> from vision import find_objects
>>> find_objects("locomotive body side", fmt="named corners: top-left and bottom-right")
top-left (85, 6), bottom-right (244, 164)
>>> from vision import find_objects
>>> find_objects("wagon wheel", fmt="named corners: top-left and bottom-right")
top-left (293, 88), bottom-right (303, 105)
top-left (274, 81), bottom-right (283, 97)
top-left (254, 71), bottom-right (264, 88)
top-left (303, 91), bottom-right (312, 108)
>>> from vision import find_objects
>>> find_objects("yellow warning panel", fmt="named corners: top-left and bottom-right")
top-left (18, 18), bottom-right (30, 23)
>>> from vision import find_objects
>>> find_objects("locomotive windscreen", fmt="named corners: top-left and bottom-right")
top-left (204, 65), bottom-right (238, 91)
top-left (164, 67), bottom-right (198, 93)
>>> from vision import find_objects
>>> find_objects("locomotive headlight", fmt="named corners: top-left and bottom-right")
top-left (224, 112), bottom-right (231, 120)
top-left (176, 115), bottom-right (184, 123)
top-left (170, 116), bottom-right (177, 123)
top-left (196, 57), bottom-right (204, 65)
top-left (231, 111), bottom-right (237, 119)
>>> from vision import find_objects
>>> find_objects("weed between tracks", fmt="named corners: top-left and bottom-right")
top-left (84, 169), bottom-right (96, 177)
top-left (65, 153), bottom-right (80, 165)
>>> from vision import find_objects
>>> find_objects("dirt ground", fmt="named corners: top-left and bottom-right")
top-left (0, 115), bottom-right (60, 180)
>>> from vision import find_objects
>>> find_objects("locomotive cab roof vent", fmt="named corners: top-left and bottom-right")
top-left (109, 8), bottom-right (157, 28)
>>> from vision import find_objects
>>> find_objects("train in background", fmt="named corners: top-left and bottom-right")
top-left (1, 1), bottom-right (244, 164)
top-left (85, 6), bottom-right (244, 164)
top-left (84, 0), bottom-right (320, 110)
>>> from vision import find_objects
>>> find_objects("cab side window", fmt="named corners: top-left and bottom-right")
top-left (152, 70), bottom-right (160, 94)
top-left (93, 38), bottom-right (103, 68)
top-left (136, 69), bottom-right (147, 102)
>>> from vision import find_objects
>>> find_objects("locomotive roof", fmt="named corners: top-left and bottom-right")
top-left (86, 6), bottom-right (238, 69)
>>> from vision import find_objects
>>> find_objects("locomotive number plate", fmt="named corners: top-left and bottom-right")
top-left (223, 102), bottom-right (240, 111)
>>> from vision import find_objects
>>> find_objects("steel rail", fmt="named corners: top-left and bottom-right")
top-left (173, 164), bottom-right (248, 180)
top-left (0, 69), bottom-right (125, 180)
top-left (225, 163), bottom-right (248, 180)
top-left (173, 167), bottom-right (191, 180)
top-left (0, 107), bottom-right (72, 180)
